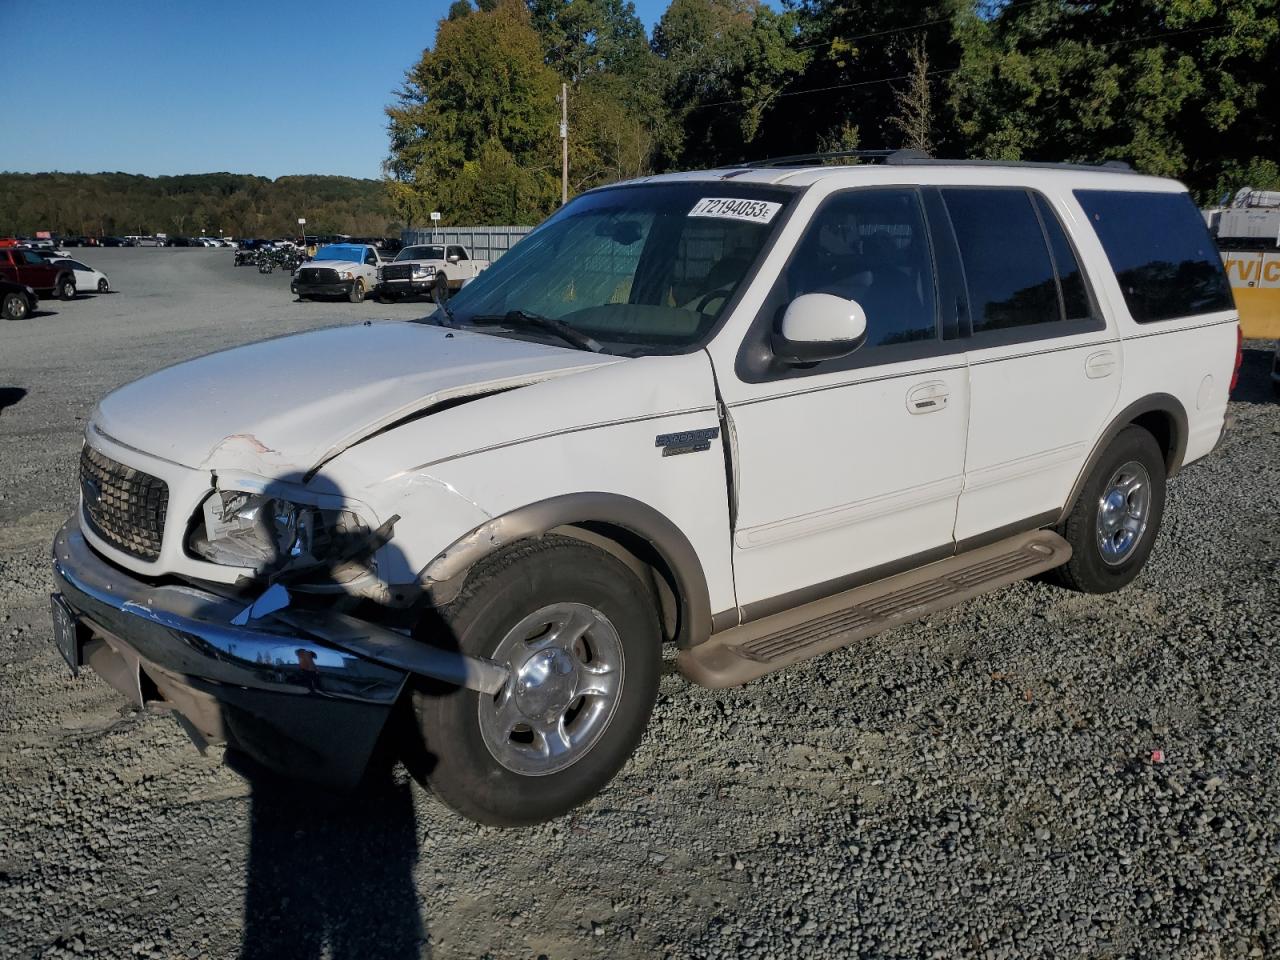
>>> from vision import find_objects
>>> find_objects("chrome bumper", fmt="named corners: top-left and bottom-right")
top-left (50, 518), bottom-right (503, 787)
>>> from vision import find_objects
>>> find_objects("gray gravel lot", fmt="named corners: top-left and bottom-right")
top-left (2, 249), bottom-right (1278, 960)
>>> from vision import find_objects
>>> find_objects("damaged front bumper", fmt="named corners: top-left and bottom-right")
top-left (50, 518), bottom-right (506, 788)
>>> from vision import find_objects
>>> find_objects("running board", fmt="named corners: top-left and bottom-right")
top-left (678, 530), bottom-right (1070, 688)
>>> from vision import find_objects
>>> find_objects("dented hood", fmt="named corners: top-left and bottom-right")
top-left (92, 321), bottom-right (617, 474)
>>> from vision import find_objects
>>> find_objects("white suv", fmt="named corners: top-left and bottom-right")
top-left (51, 154), bottom-right (1239, 825)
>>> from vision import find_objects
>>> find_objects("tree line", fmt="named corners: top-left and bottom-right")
top-left (0, 172), bottom-right (396, 239)
top-left (386, 0), bottom-right (1280, 225)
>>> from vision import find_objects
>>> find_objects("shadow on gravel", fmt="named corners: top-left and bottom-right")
top-left (1233, 344), bottom-right (1277, 404)
top-left (0, 387), bottom-right (26, 414)
top-left (237, 764), bottom-right (427, 960)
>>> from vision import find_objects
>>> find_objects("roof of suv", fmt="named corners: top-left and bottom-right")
top-left (612, 159), bottom-right (1183, 193)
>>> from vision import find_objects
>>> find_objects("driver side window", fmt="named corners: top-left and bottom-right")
top-left (786, 189), bottom-right (938, 348)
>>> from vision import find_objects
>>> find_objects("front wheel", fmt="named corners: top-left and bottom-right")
top-left (1047, 425), bottom-right (1167, 593)
top-left (97, 279), bottom-right (109, 293)
top-left (2, 293), bottom-right (29, 321)
top-left (349, 279), bottom-right (366, 304)
top-left (408, 536), bottom-right (661, 826)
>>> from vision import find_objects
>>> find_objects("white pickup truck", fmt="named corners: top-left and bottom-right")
top-left (51, 154), bottom-right (1238, 826)
top-left (292, 243), bottom-right (383, 303)
top-left (375, 243), bottom-right (489, 301)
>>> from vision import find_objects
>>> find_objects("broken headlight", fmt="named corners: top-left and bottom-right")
top-left (189, 491), bottom-right (371, 574)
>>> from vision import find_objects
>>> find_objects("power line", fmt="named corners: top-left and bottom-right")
top-left (686, 22), bottom-right (1233, 112)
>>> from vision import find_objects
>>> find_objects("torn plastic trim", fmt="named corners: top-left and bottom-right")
top-left (417, 493), bottom-right (714, 648)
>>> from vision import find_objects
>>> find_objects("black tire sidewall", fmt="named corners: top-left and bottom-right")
top-left (1064, 426), bottom-right (1167, 592)
top-left (412, 538), bottom-right (661, 826)
top-left (3, 294), bottom-right (26, 320)
top-left (58, 278), bottom-right (75, 300)
top-left (350, 279), bottom-right (365, 303)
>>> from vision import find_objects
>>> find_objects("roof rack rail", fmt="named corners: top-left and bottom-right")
top-left (737, 150), bottom-right (1135, 174)
top-left (741, 148), bottom-right (930, 168)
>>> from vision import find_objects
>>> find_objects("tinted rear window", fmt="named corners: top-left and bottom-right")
top-left (943, 188), bottom-right (1060, 332)
top-left (1075, 190), bottom-right (1233, 322)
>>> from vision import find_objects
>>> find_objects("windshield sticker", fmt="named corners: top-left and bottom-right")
top-left (688, 198), bottom-right (782, 224)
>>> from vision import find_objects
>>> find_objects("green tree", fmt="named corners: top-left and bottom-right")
top-left (949, 0), bottom-right (1280, 192)
top-left (385, 0), bottom-right (562, 222)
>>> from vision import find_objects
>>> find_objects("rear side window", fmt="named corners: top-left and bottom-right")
top-left (942, 188), bottom-right (1062, 333)
top-left (1033, 194), bottom-right (1091, 321)
top-left (1074, 190), bottom-right (1233, 322)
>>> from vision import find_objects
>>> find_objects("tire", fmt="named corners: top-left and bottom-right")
top-left (2, 293), bottom-right (29, 321)
top-left (1047, 425), bottom-right (1167, 593)
top-left (96, 278), bottom-right (109, 293)
top-left (56, 276), bottom-right (76, 300)
top-left (349, 279), bottom-right (365, 304)
top-left (408, 536), bottom-right (661, 826)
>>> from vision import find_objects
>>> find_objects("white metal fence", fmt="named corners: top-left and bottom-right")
top-left (401, 225), bottom-right (533, 262)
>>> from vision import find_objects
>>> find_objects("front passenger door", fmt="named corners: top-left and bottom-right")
top-left (714, 188), bottom-right (970, 618)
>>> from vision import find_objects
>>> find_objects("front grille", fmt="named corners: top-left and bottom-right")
top-left (79, 446), bottom-right (168, 561)
top-left (381, 264), bottom-right (416, 281)
top-left (298, 267), bottom-right (338, 284)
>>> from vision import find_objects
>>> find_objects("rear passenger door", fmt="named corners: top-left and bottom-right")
top-left (940, 187), bottom-right (1120, 544)
top-left (0, 251), bottom-right (15, 284)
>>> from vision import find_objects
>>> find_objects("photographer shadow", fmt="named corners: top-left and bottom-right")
top-left (183, 469), bottom-right (456, 959)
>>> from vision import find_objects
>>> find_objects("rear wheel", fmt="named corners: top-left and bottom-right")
top-left (56, 276), bottom-right (75, 300)
top-left (1048, 425), bottom-right (1167, 593)
top-left (349, 278), bottom-right (366, 304)
top-left (407, 536), bottom-right (661, 826)
top-left (2, 293), bottom-right (29, 321)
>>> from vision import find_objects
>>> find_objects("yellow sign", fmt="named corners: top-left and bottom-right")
top-left (1221, 250), bottom-right (1280, 339)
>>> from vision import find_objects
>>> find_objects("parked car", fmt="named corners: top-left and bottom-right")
top-left (133, 236), bottom-right (163, 247)
top-left (375, 243), bottom-right (490, 302)
top-left (0, 278), bottom-right (38, 321)
top-left (291, 242), bottom-right (382, 302)
top-left (99, 236), bottom-right (132, 247)
top-left (27, 246), bottom-right (73, 260)
top-left (52, 258), bottom-right (111, 293)
top-left (49, 155), bottom-right (1238, 826)
top-left (0, 248), bottom-right (76, 299)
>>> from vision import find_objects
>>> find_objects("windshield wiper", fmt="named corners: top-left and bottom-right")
top-left (470, 310), bottom-right (603, 353)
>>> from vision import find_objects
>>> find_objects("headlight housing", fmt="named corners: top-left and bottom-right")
top-left (412, 264), bottom-right (435, 277)
top-left (337, 269), bottom-right (355, 280)
top-left (189, 490), bottom-right (371, 577)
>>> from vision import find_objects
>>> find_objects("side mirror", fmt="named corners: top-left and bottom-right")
top-left (447, 254), bottom-right (460, 263)
top-left (770, 293), bottom-right (868, 364)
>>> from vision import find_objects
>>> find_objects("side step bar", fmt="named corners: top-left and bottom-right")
top-left (678, 530), bottom-right (1070, 688)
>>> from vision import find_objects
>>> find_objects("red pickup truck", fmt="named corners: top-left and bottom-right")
top-left (0, 248), bottom-right (76, 299)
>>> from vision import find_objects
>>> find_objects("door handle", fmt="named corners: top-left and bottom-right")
top-left (906, 381), bottom-right (949, 414)
top-left (1085, 350), bottom-right (1117, 379)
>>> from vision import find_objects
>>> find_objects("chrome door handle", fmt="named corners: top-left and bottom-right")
top-left (1085, 350), bottom-right (1117, 379)
top-left (906, 381), bottom-right (949, 414)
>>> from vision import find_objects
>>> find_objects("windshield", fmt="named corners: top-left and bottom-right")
top-left (314, 245), bottom-right (362, 263)
top-left (436, 183), bottom-right (793, 354)
top-left (397, 245), bottom-right (445, 261)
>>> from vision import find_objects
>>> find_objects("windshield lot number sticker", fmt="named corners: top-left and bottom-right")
top-left (689, 198), bottom-right (782, 224)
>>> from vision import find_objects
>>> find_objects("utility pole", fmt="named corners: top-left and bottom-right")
top-left (559, 82), bottom-right (568, 206)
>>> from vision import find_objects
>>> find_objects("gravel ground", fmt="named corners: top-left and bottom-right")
top-left (1, 250), bottom-right (1278, 960)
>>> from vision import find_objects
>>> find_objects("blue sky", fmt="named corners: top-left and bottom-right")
top-left (3, 0), bottom-right (673, 181)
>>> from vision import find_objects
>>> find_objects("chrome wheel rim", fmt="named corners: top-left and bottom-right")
top-left (478, 602), bottom-right (624, 776)
top-left (1096, 460), bottom-right (1151, 565)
